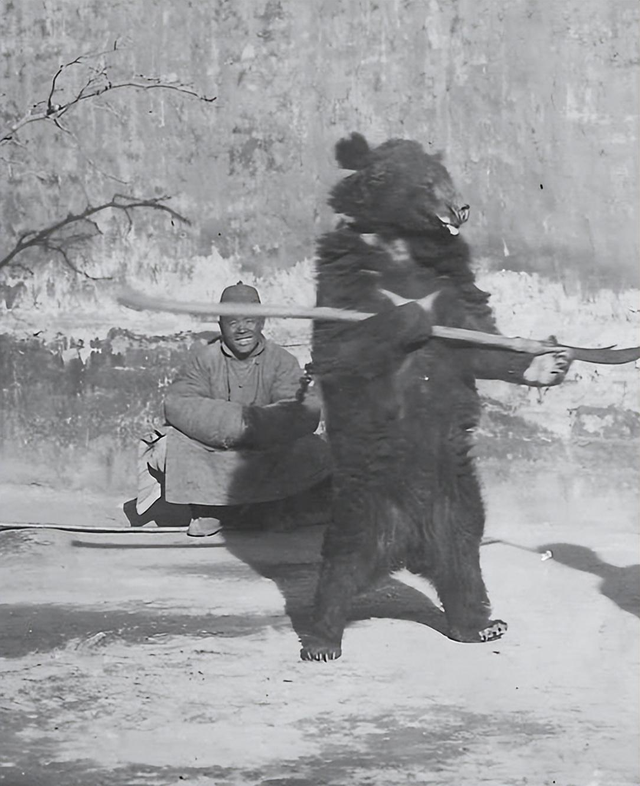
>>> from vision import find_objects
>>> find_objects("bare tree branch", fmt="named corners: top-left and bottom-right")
top-left (1, 45), bottom-right (216, 146)
top-left (0, 46), bottom-right (212, 282)
top-left (0, 195), bottom-right (190, 274)
top-left (49, 245), bottom-right (106, 280)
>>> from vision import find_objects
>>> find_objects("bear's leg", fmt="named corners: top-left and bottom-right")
top-left (300, 489), bottom-right (383, 662)
top-left (300, 546), bottom-right (376, 661)
top-left (429, 473), bottom-right (508, 643)
top-left (435, 549), bottom-right (508, 643)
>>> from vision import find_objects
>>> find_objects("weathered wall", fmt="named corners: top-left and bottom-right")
top-left (1, 261), bottom-right (638, 493)
top-left (1, 0), bottom-right (637, 284)
top-left (1, 324), bottom-right (637, 493)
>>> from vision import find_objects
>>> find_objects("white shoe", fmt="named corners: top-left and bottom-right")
top-left (186, 517), bottom-right (222, 538)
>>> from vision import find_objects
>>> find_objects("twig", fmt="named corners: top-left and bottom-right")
top-left (48, 245), bottom-right (106, 280)
top-left (0, 195), bottom-right (189, 273)
top-left (1, 47), bottom-right (216, 146)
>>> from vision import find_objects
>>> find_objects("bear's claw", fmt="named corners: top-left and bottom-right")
top-left (300, 638), bottom-right (342, 662)
top-left (449, 619), bottom-right (508, 643)
top-left (479, 619), bottom-right (508, 642)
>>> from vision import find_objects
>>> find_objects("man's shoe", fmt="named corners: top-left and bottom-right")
top-left (186, 517), bottom-right (222, 538)
top-left (123, 498), bottom-right (147, 527)
top-left (123, 498), bottom-right (192, 528)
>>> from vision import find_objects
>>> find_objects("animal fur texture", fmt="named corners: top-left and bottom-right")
top-left (301, 133), bottom-right (570, 661)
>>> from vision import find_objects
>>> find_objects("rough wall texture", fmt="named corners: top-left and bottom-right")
top-left (1, 327), bottom-right (637, 493)
top-left (0, 0), bottom-right (638, 493)
top-left (1, 262), bottom-right (638, 493)
top-left (1, 0), bottom-right (638, 283)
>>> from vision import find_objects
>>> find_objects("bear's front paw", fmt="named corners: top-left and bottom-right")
top-left (523, 349), bottom-right (573, 387)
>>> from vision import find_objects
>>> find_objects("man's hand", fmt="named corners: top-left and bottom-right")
top-left (523, 347), bottom-right (574, 387)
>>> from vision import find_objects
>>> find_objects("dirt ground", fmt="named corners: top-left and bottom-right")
top-left (0, 459), bottom-right (638, 786)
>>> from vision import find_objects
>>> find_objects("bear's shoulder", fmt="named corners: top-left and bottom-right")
top-left (317, 226), bottom-right (379, 263)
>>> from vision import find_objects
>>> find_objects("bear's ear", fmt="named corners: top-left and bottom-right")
top-left (335, 132), bottom-right (371, 170)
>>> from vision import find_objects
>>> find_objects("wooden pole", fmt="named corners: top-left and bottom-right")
top-left (117, 287), bottom-right (552, 355)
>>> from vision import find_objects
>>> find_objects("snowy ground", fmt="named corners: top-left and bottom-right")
top-left (0, 460), bottom-right (638, 786)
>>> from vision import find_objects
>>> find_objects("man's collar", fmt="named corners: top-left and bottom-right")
top-left (220, 334), bottom-right (266, 359)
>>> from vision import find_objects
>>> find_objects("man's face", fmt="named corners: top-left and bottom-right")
top-left (219, 315), bottom-right (265, 358)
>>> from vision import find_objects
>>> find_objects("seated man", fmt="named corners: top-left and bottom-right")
top-left (124, 281), bottom-right (332, 536)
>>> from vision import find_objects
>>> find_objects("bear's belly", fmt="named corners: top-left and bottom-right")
top-left (322, 350), bottom-right (480, 484)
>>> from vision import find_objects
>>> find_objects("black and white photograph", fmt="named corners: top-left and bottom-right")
top-left (0, 2), bottom-right (638, 784)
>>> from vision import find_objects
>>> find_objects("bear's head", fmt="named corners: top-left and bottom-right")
top-left (329, 133), bottom-right (469, 238)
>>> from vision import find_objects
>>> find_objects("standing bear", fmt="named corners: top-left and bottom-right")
top-left (301, 133), bottom-right (572, 661)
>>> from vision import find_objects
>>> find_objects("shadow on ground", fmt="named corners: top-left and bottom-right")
top-left (165, 525), bottom-right (450, 648)
top-left (539, 542), bottom-right (640, 619)
top-left (0, 602), bottom-right (279, 659)
top-left (66, 523), bottom-right (450, 653)
top-left (4, 529), bottom-right (637, 664)
top-left (0, 524), bottom-right (448, 660)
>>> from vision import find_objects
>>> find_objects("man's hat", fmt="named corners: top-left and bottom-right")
top-left (219, 281), bottom-right (261, 304)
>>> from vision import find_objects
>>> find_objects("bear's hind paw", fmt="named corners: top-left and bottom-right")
top-left (479, 619), bottom-right (508, 642)
top-left (300, 637), bottom-right (342, 662)
top-left (450, 619), bottom-right (508, 643)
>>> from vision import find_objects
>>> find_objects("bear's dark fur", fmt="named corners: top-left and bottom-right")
top-left (301, 133), bottom-right (547, 661)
